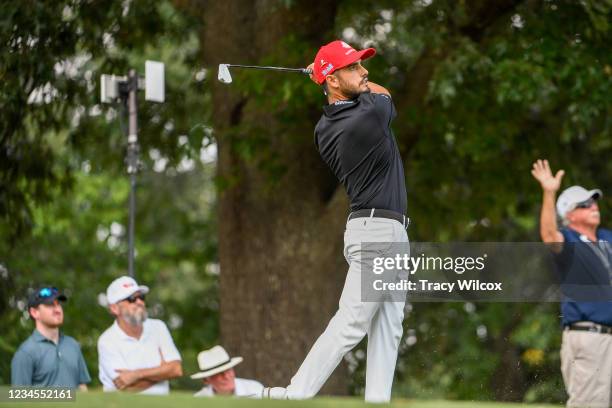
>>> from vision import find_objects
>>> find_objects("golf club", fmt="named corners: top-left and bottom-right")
top-left (218, 64), bottom-right (312, 84)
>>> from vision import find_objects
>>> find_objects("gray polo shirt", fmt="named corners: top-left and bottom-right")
top-left (11, 330), bottom-right (91, 387)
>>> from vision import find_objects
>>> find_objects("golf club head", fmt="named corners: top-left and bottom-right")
top-left (218, 64), bottom-right (232, 84)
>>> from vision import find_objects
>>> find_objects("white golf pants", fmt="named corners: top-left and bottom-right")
top-left (286, 216), bottom-right (409, 402)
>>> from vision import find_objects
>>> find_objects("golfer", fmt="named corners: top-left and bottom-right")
top-left (532, 159), bottom-right (612, 407)
top-left (263, 40), bottom-right (409, 403)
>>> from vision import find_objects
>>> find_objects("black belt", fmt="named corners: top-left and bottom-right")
top-left (565, 322), bottom-right (612, 335)
top-left (348, 209), bottom-right (410, 228)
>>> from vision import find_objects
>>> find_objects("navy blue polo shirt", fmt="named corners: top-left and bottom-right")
top-left (557, 227), bottom-right (612, 326)
top-left (11, 330), bottom-right (91, 387)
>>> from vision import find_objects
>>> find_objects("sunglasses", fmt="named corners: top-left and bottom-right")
top-left (575, 198), bottom-right (596, 209)
top-left (124, 293), bottom-right (146, 303)
top-left (38, 287), bottom-right (59, 298)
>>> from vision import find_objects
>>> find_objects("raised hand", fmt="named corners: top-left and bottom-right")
top-left (531, 159), bottom-right (564, 192)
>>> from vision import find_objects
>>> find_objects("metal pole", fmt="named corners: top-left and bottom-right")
top-left (126, 69), bottom-right (139, 278)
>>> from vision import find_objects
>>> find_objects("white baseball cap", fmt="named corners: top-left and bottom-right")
top-left (106, 276), bottom-right (149, 305)
top-left (556, 185), bottom-right (602, 219)
top-left (190, 345), bottom-right (243, 379)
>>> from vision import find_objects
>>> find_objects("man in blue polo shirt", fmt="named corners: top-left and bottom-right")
top-left (532, 159), bottom-right (612, 407)
top-left (11, 287), bottom-right (91, 389)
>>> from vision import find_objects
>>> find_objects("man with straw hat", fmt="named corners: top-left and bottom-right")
top-left (191, 345), bottom-right (263, 398)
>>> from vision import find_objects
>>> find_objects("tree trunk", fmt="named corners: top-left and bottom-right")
top-left (202, 0), bottom-right (349, 394)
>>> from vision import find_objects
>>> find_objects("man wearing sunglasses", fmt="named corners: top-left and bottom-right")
top-left (97, 276), bottom-right (182, 395)
top-left (11, 287), bottom-right (91, 389)
top-left (532, 159), bottom-right (612, 407)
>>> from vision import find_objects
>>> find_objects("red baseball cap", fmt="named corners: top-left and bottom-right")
top-left (312, 40), bottom-right (376, 85)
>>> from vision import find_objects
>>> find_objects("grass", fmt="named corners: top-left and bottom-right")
top-left (0, 390), bottom-right (562, 408)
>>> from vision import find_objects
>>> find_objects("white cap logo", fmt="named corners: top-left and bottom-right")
top-left (106, 276), bottom-right (150, 305)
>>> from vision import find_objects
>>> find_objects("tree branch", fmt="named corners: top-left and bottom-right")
top-left (394, 0), bottom-right (525, 156)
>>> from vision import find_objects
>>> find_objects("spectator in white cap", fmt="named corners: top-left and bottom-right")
top-left (532, 159), bottom-right (612, 407)
top-left (97, 276), bottom-right (183, 395)
top-left (191, 345), bottom-right (263, 398)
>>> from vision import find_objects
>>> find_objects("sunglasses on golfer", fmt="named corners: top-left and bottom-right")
top-left (575, 198), bottom-right (596, 209)
top-left (123, 293), bottom-right (146, 303)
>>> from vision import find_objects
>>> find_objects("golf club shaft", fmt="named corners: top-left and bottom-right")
top-left (228, 64), bottom-right (311, 74)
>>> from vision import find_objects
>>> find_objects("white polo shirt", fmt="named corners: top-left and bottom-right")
top-left (193, 378), bottom-right (264, 398)
top-left (98, 318), bottom-right (181, 395)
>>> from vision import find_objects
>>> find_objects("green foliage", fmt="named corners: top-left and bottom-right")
top-left (0, 0), bottom-right (216, 389)
top-left (334, 0), bottom-right (610, 243)
top-left (0, 0), bottom-right (208, 239)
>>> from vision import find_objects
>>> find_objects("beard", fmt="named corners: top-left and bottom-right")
top-left (338, 76), bottom-right (368, 99)
top-left (122, 306), bottom-right (148, 326)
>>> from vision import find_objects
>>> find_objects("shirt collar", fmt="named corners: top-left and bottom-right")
top-left (32, 329), bottom-right (63, 343)
top-left (112, 319), bottom-right (147, 341)
top-left (568, 227), bottom-right (604, 242)
top-left (323, 97), bottom-right (359, 116)
top-left (32, 330), bottom-right (46, 342)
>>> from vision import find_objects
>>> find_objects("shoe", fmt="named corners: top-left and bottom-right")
top-left (261, 387), bottom-right (288, 399)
